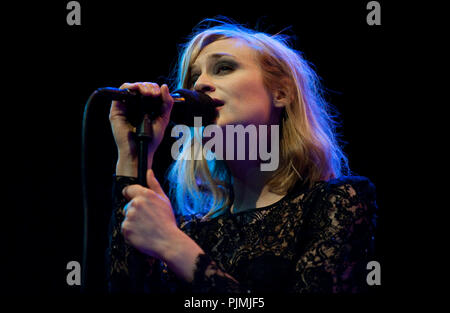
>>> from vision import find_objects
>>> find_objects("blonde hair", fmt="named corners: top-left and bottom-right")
top-left (167, 18), bottom-right (350, 219)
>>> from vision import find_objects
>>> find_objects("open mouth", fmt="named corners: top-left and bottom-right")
top-left (212, 98), bottom-right (225, 107)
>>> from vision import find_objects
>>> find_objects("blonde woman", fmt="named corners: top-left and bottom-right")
top-left (107, 19), bottom-right (378, 293)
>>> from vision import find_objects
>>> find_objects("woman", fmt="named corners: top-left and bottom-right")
top-left (107, 19), bottom-right (378, 293)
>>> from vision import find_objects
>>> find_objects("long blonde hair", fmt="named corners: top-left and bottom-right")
top-left (167, 19), bottom-right (350, 219)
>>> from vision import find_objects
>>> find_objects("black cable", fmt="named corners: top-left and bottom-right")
top-left (80, 89), bottom-right (99, 293)
top-left (80, 90), bottom-right (153, 293)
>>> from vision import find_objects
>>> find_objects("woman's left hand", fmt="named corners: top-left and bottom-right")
top-left (121, 169), bottom-right (180, 261)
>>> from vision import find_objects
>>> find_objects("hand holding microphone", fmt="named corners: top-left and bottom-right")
top-left (105, 85), bottom-right (206, 278)
top-left (107, 82), bottom-right (222, 177)
top-left (109, 82), bottom-right (174, 177)
top-left (81, 83), bottom-right (220, 288)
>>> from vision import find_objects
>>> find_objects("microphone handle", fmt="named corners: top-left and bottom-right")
top-left (96, 87), bottom-right (185, 126)
top-left (96, 87), bottom-right (185, 102)
top-left (96, 87), bottom-right (218, 126)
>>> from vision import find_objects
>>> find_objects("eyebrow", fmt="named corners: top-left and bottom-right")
top-left (190, 53), bottom-right (236, 72)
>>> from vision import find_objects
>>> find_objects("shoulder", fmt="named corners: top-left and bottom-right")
top-left (290, 175), bottom-right (376, 204)
top-left (300, 175), bottom-right (378, 222)
top-left (317, 176), bottom-right (377, 203)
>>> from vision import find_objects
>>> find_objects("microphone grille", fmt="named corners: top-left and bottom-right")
top-left (171, 89), bottom-right (218, 126)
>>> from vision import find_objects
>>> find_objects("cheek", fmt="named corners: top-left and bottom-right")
top-left (228, 75), bottom-right (272, 121)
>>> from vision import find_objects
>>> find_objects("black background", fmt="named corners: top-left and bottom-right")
top-left (3, 0), bottom-right (408, 305)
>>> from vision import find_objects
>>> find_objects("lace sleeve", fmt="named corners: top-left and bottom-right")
top-left (293, 179), bottom-right (377, 293)
top-left (106, 175), bottom-right (161, 293)
top-left (190, 253), bottom-right (248, 293)
top-left (178, 216), bottom-right (248, 293)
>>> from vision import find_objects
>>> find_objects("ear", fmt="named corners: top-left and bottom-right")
top-left (272, 79), bottom-right (293, 108)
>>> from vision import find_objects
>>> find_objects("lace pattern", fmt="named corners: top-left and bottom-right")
top-left (106, 175), bottom-right (378, 293)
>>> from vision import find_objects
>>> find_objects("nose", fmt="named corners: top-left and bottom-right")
top-left (193, 74), bottom-right (215, 93)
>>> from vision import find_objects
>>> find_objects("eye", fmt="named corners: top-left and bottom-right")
top-left (214, 62), bottom-right (235, 75)
top-left (190, 72), bottom-right (200, 87)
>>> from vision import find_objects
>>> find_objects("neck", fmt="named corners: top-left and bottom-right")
top-left (225, 159), bottom-right (283, 213)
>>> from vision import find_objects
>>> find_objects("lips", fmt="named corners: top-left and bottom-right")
top-left (212, 98), bottom-right (225, 107)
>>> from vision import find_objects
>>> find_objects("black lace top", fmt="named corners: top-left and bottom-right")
top-left (106, 175), bottom-right (377, 293)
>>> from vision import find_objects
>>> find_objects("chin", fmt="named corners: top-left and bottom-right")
top-left (213, 112), bottom-right (254, 128)
top-left (213, 115), bottom-right (230, 127)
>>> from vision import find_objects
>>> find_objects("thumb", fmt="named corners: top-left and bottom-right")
top-left (160, 84), bottom-right (174, 119)
top-left (146, 169), bottom-right (165, 196)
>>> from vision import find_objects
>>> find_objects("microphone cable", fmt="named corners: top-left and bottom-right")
top-left (80, 89), bottom-right (99, 293)
top-left (80, 87), bottom-right (219, 292)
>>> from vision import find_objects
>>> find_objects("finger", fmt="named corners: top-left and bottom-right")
top-left (160, 84), bottom-right (174, 117)
top-left (119, 82), bottom-right (138, 90)
top-left (119, 82), bottom-right (159, 96)
top-left (122, 202), bottom-right (130, 217)
top-left (115, 83), bottom-right (141, 108)
top-left (122, 184), bottom-right (151, 201)
top-left (120, 220), bottom-right (131, 243)
top-left (146, 169), bottom-right (165, 196)
top-left (112, 82), bottom-right (135, 108)
top-left (140, 82), bottom-right (161, 97)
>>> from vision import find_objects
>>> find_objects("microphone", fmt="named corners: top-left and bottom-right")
top-left (96, 87), bottom-right (221, 126)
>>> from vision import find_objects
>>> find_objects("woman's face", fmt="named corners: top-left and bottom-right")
top-left (189, 38), bottom-right (279, 127)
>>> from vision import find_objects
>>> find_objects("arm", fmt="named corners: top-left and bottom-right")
top-left (106, 175), bottom-right (141, 292)
top-left (293, 180), bottom-right (378, 293)
top-left (120, 172), bottom-right (244, 292)
top-left (188, 253), bottom-right (245, 293)
top-left (107, 173), bottom-right (244, 293)
top-left (106, 82), bottom-right (174, 292)
top-left (176, 217), bottom-right (246, 293)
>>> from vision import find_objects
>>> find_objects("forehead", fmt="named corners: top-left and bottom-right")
top-left (192, 38), bottom-right (257, 65)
